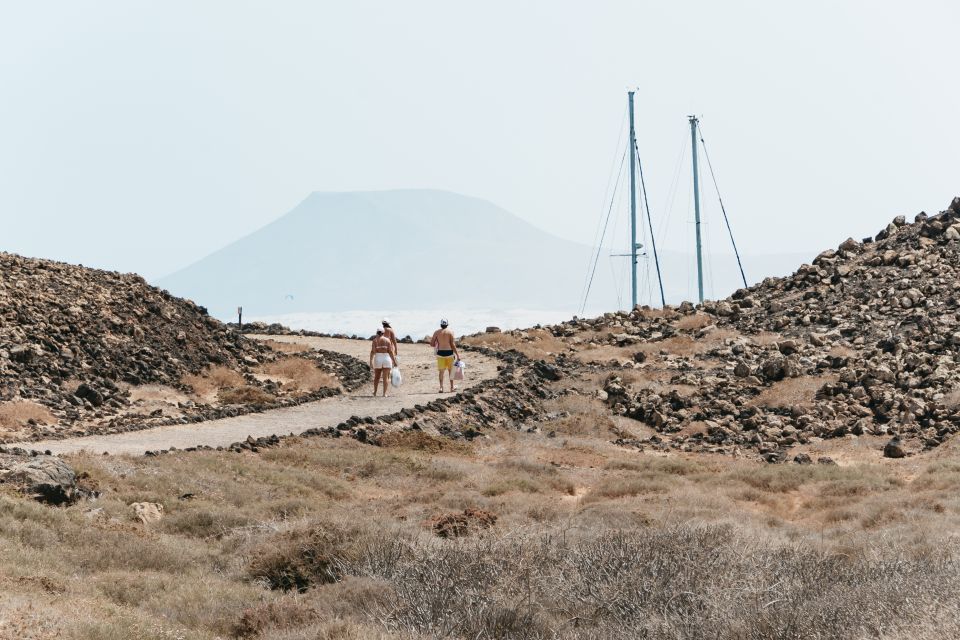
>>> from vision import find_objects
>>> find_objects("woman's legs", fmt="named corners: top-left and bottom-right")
top-left (379, 367), bottom-right (390, 396)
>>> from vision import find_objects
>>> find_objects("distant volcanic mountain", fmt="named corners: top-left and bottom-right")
top-left (156, 190), bottom-right (607, 317)
top-left (157, 189), bottom-right (807, 319)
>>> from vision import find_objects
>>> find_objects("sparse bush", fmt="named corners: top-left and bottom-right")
top-left (258, 356), bottom-right (338, 393)
top-left (0, 400), bottom-right (56, 431)
top-left (218, 385), bottom-right (276, 405)
top-left (232, 598), bottom-right (318, 638)
top-left (182, 366), bottom-right (245, 398)
top-left (161, 506), bottom-right (256, 538)
top-left (248, 525), bottom-right (351, 592)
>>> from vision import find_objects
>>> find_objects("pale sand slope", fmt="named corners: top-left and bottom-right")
top-left (18, 337), bottom-right (496, 456)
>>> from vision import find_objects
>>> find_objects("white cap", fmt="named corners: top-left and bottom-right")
top-left (382, 317), bottom-right (390, 325)
top-left (440, 318), bottom-right (448, 327)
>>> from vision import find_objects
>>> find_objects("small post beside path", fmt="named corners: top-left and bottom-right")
top-left (237, 306), bottom-right (243, 331)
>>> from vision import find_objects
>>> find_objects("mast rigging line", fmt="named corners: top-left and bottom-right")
top-left (633, 139), bottom-right (666, 307)
top-left (579, 104), bottom-right (629, 312)
top-left (580, 146), bottom-right (628, 316)
top-left (695, 121), bottom-right (748, 289)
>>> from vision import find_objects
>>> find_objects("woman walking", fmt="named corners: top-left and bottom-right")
top-left (369, 327), bottom-right (397, 397)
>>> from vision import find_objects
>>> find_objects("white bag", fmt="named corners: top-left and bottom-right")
top-left (391, 367), bottom-right (403, 387)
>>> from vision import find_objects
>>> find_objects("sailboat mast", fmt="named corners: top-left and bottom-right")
top-left (689, 115), bottom-right (704, 303)
top-left (628, 92), bottom-right (638, 310)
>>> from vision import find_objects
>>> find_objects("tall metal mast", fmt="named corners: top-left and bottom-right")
top-left (689, 115), bottom-right (704, 303)
top-left (628, 92), bottom-right (638, 309)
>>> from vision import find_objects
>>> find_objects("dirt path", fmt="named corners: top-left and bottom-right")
top-left (20, 337), bottom-right (496, 456)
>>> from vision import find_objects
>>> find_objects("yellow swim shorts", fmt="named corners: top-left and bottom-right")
top-left (436, 355), bottom-right (456, 370)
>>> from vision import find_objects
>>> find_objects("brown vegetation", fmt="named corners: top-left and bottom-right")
top-left (2, 424), bottom-right (960, 638)
top-left (0, 401), bottom-right (56, 433)
top-left (181, 365), bottom-right (246, 401)
top-left (463, 329), bottom-right (569, 360)
top-left (257, 356), bottom-right (338, 393)
top-left (749, 374), bottom-right (839, 409)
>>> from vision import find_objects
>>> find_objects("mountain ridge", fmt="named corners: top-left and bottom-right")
top-left (157, 189), bottom-right (811, 320)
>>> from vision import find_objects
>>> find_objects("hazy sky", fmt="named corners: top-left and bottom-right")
top-left (1, 1), bottom-right (958, 280)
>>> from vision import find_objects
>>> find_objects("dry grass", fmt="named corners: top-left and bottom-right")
top-left (218, 385), bottom-right (276, 405)
top-left (463, 329), bottom-right (569, 360)
top-left (674, 312), bottom-right (714, 330)
top-left (573, 343), bottom-right (641, 364)
top-left (262, 339), bottom-right (313, 354)
top-left (258, 356), bottom-right (339, 393)
top-left (0, 401), bottom-right (56, 432)
top-left (750, 331), bottom-right (783, 346)
top-left (3, 411), bottom-right (960, 638)
top-left (376, 430), bottom-right (471, 454)
top-left (181, 365), bottom-right (246, 400)
top-left (749, 374), bottom-right (838, 409)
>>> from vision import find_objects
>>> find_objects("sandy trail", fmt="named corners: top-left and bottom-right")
top-left (18, 337), bottom-right (496, 456)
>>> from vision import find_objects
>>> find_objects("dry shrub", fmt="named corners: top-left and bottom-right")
top-left (259, 356), bottom-right (338, 393)
top-left (584, 476), bottom-right (671, 501)
top-left (303, 577), bottom-right (397, 623)
top-left (545, 395), bottom-right (617, 437)
top-left (750, 331), bottom-right (784, 346)
top-left (913, 461), bottom-right (960, 491)
top-left (482, 475), bottom-right (545, 497)
top-left (248, 525), bottom-right (352, 593)
top-left (464, 329), bottom-right (568, 360)
top-left (232, 599), bottom-right (319, 638)
top-left (263, 339), bottom-right (313, 354)
top-left (674, 313), bottom-right (714, 330)
top-left (642, 335), bottom-right (699, 357)
top-left (376, 430), bottom-right (470, 454)
top-left (726, 464), bottom-right (820, 493)
top-left (572, 344), bottom-right (638, 364)
top-left (182, 366), bottom-right (246, 398)
top-left (0, 400), bottom-right (56, 430)
top-left (95, 571), bottom-right (179, 608)
top-left (429, 508), bottom-right (498, 538)
top-left (218, 385), bottom-right (275, 405)
top-left (354, 524), bottom-right (960, 640)
top-left (817, 472), bottom-right (903, 497)
top-left (161, 506), bottom-right (256, 538)
top-left (749, 374), bottom-right (838, 409)
top-left (604, 455), bottom-right (709, 476)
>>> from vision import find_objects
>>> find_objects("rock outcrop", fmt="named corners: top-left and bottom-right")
top-left (1, 454), bottom-right (95, 504)
top-left (0, 253), bottom-right (355, 442)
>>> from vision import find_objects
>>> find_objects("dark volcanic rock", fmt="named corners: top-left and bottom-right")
top-left (5, 456), bottom-right (90, 505)
top-left (884, 437), bottom-right (907, 459)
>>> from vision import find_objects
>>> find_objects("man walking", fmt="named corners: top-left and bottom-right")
top-left (430, 318), bottom-right (460, 393)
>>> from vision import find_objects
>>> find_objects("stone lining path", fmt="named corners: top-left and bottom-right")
top-left (18, 337), bottom-right (496, 456)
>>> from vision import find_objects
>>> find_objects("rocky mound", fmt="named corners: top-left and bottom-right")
top-left (553, 197), bottom-right (960, 458)
top-left (0, 253), bottom-right (354, 442)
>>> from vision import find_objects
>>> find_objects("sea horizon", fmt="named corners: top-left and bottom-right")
top-left (247, 308), bottom-right (612, 340)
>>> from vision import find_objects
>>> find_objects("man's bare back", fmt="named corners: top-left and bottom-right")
top-left (431, 327), bottom-right (456, 351)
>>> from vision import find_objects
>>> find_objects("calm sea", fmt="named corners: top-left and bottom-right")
top-left (249, 308), bottom-right (608, 340)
